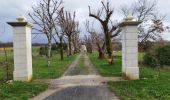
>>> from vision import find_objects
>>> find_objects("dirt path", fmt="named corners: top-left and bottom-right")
top-left (31, 53), bottom-right (122, 100)
top-left (64, 53), bottom-right (98, 76)
top-left (63, 54), bottom-right (82, 76)
top-left (84, 54), bottom-right (99, 75)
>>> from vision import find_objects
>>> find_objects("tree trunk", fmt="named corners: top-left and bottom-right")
top-left (68, 36), bottom-right (72, 56)
top-left (47, 39), bottom-right (52, 67)
top-left (89, 43), bottom-right (93, 53)
top-left (97, 44), bottom-right (105, 59)
top-left (60, 37), bottom-right (64, 60)
top-left (73, 38), bottom-right (77, 54)
top-left (105, 32), bottom-right (113, 64)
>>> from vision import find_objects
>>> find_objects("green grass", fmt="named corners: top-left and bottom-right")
top-left (89, 51), bottom-right (170, 100)
top-left (33, 53), bottom-right (76, 79)
top-left (108, 66), bottom-right (170, 100)
top-left (0, 51), bottom-right (13, 82)
top-left (0, 81), bottom-right (48, 100)
top-left (0, 47), bottom-right (77, 99)
top-left (88, 52), bottom-right (145, 77)
top-left (0, 47), bottom-right (77, 80)
top-left (88, 52), bottom-right (122, 76)
top-left (0, 68), bottom-right (5, 81)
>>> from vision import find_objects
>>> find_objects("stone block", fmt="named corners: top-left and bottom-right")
top-left (125, 40), bottom-right (138, 47)
top-left (124, 32), bottom-right (138, 40)
top-left (125, 59), bottom-right (138, 68)
top-left (125, 47), bottom-right (138, 54)
top-left (124, 26), bottom-right (138, 33)
top-left (123, 67), bottom-right (139, 80)
top-left (125, 53), bottom-right (138, 60)
top-left (13, 27), bottom-right (26, 34)
top-left (13, 70), bottom-right (32, 81)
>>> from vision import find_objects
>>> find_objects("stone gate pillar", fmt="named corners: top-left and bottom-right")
top-left (120, 17), bottom-right (141, 80)
top-left (7, 16), bottom-right (32, 81)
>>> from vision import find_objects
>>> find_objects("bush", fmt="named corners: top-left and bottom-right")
top-left (143, 52), bottom-right (158, 68)
top-left (156, 45), bottom-right (170, 66)
top-left (143, 45), bottom-right (170, 67)
top-left (51, 44), bottom-right (57, 51)
top-left (39, 46), bottom-right (47, 56)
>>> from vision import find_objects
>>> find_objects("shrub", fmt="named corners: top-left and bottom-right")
top-left (143, 45), bottom-right (170, 68)
top-left (39, 46), bottom-right (47, 56)
top-left (143, 51), bottom-right (158, 68)
top-left (51, 44), bottom-right (57, 51)
top-left (156, 45), bottom-right (170, 66)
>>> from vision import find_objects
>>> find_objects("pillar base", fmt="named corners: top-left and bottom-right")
top-left (122, 67), bottom-right (139, 80)
top-left (13, 70), bottom-right (32, 82)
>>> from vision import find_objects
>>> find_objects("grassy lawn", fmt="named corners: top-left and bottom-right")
top-left (88, 52), bottom-right (122, 76)
top-left (0, 51), bottom-right (13, 82)
top-left (108, 67), bottom-right (170, 100)
top-left (89, 52), bottom-right (170, 100)
top-left (0, 47), bottom-right (77, 80)
top-left (32, 47), bottom-right (77, 79)
top-left (0, 47), bottom-right (77, 99)
top-left (0, 81), bottom-right (48, 100)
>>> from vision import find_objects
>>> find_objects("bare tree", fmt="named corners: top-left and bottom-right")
top-left (54, 8), bottom-right (66, 60)
top-left (58, 9), bottom-right (79, 56)
top-left (83, 35), bottom-right (93, 53)
top-left (72, 28), bottom-right (80, 54)
top-left (120, 0), bottom-right (169, 51)
top-left (85, 20), bottom-right (105, 58)
top-left (29, 0), bottom-right (63, 66)
top-left (95, 33), bottom-right (106, 59)
top-left (89, 1), bottom-right (121, 64)
top-left (84, 20), bottom-right (94, 53)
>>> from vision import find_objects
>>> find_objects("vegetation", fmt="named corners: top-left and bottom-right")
top-left (88, 52), bottom-right (122, 76)
top-left (0, 81), bottom-right (48, 100)
top-left (0, 47), bottom-right (77, 99)
top-left (89, 1), bottom-right (121, 64)
top-left (156, 45), bottom-right (170, 66)
top-left (108, 66), bottom-right (170, 100)
top-left (121, 0), bottom-right (169, 52)
top-left (89, 52), bottom-right (170, 100)
top-left (33, 50), bottom-right (76, 79)
top-left (144, 45), bottom-right (170, 67)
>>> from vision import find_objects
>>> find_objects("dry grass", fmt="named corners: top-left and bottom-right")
top-left (0, 47), bottom-right (13, 51)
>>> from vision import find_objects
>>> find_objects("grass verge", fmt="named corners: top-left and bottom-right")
top-left (0, 81), bottom-right (48, 100)
top-left (33, 53), bottom-right (76, 79)
top-left (88, 52), bottom-right (121, 77)
top-left (0, 47), bottom-right (77, 99)
top-left (108, 67), bottom-right (170, 100)
top-left (89, 52), bottom-right (170, 100)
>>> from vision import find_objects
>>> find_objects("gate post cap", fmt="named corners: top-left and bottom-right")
top-left (16, 15), bottom-right (26, 22)
top-left (124, 16), bottom-right (134, 22)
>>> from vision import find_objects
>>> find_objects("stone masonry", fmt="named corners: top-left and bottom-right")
top-left (120, 17), bottom-right (141, 80)
top-left (7, 16), bottom-right (33, 81)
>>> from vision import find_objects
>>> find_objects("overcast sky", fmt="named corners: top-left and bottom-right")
top-left (0, 0), bottom-right (170, 43)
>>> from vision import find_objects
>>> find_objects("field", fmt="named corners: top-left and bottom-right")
top-left (0, 47), bottom-right (76, 99)
top-left (89, 52), bottom-right (170, 100)
top-left (0, 47), bottom-right (13, 51)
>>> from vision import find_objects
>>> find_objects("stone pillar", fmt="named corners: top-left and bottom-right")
top-left (7, 16), bottom-right (32, 81)
top-left (120, 17), bottom-right (141, 80)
